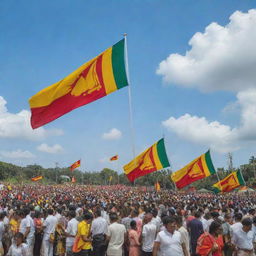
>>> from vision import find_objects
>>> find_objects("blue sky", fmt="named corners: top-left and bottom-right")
top-left (1, 0), bottom-right (256, 173)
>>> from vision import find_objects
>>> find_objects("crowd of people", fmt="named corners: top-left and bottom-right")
top-left (0, 183), bottom-right (256, 256)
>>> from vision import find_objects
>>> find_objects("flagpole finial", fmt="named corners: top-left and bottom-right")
top-left (123, 33), bottom-right (127, 37)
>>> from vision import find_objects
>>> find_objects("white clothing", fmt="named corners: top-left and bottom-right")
top-left (151, 216), bottom-right (162, 232)
top-left (142, 222), bottom-right (157, 252)
top-left (178, 226), bottom-right (190, 254)
top-left (232, 227), bottom-right (255, 250)
top-left (7, 243), bottom-right (28, 256)
top-left (65, 218), bottom-right (78, 247)
top-left (43, 214), bottom-right (58, 240)
top-left (231, 222), bottom-right (243, 235)
top-left (106, 222), bottom-right (126, 256)
top-left (91, 216), bottom-right (108, 236)
top-left (19, 218), bottom-right (28, 235)
top-left (155, 230), bottom-right (184, 256)
top-left (0, 221), bottom-right (4, 241)
top-left (201, 218), bottom-right (209, 232)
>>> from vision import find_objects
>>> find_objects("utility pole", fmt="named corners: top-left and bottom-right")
top-left (55, 162), bottom-right (59, 183)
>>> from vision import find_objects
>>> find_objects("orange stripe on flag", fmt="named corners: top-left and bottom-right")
top-left (70, 160), bottom-right (81, 171)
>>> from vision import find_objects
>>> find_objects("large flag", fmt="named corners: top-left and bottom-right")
top-left (212, 170), bottom-right (245, 193)
top-left (110, 155), bottom-right (118, 161)
top-left (123, 138), bottom-right (170, 182)
top-left (155, 181), bottom-right (161, 192)
top-left (31, 175), bottom-right (43, 181)
top-left (171, 150), bottom-right (216, 189)
top-left (29, 39), bottom-right (129, 129)
top-left (70, 160), bottom-right (81, 171)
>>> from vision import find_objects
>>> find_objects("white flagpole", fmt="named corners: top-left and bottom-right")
top-left (124, 33), bottom-right (136, 160)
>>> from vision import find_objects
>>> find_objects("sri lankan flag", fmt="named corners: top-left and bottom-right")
top-left (29, 39), bottom-right (128, 129)
top-left (31, 176), bottom-right (43, 181)
top-left (123, 138), bottom-right (170, 182)
top-left (171, 150), bottom-right (216, 189)
top-left (70, 160), bottom-right (81, 171)
top-left (110, 155), bottom-right (118, 161)
top-left (212, 170), bottom-right (245, 193)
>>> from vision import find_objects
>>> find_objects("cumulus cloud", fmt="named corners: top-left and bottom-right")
top-left (157, 9), bottom-right (256, 92)
top-left (0, 96), bottom-right (63, 140)
top-left (0, 149), bottom-right (35, 159)
top-left (163, 89), bottom-right (256, 152)
top-left (37, 143), bottom-right (64, 154)
top-left (102, 128), bottom-right (122, 140)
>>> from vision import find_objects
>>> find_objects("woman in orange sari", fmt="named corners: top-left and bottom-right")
top-left (128, 220), bottom-right (140, 256)
top-left (196, 220), bottom-right (224, 256)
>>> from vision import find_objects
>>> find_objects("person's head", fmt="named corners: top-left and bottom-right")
top-left (131, 209), bottom-right (139, 218)
top-left (83, 212), bottom-right (93, 224)
top-left (69, 210), bottom-right (76, 219)
top-left (234, 213), bottom-right (243, 222)
top-left (242, 218), bottom-right (252, 233)
top-left (109, 212), bottom-right (118, 223)
top-left (48, 208), bottom-right (54, 215)
top-left (163, 216), bottom-right (177, 234)
top-left (175, 215), bottom-right (183, 228)
top-left (143, 212), bottom-right (153, 224)
top-left (211, 212), bottom-right (220, 220)
top-left (130, 220), bottom-right (137, 230)
top-left (209, 220), bottom-right (222, 236)
top-left (0, 212), bottom-right (4, 221)
top-left (194, 211), bottom-right (201, 219)
top-left (14, 232), bottom-right (24, 246)
top-left (94, 208), bottom-right (101, 218)
top-left (253, 216), bottom-right (256, 227)
top-left (151, 208), bottom-right (158, 218)
top-left (224, 213), bottom-right (232, 224)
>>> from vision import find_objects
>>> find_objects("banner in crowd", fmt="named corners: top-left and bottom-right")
top-left (123, 138), bottom-right (170, 182)
top-left (171, 150), bottom-right (216, 189)
top-left (212, 170), bottom-right (245, 193)
top-left (155, 181), bottom-right (161, 191)
top-left (31, 176), bottom-right (43, 181)
top-left (29, 39), bottom-right (128, 129)
top-left (70, 160), bottom-right (81, 171)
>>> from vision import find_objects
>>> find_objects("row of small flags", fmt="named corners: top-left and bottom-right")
top-left (27, 38), bottom-right (246, 193)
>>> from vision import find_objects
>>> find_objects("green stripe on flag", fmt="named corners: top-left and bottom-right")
top-left (213, 186), bottom-right (221, 194)
top-left (205, 150), bottom-right (216, 175)
top-left (237, 170), bottom-right (245, 185)
top-left (112, 39), bottom-right (128, 89)
top-left (156, 138), bottom-right (170, 168)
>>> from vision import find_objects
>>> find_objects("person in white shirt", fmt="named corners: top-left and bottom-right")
top-left (7, 232), bottom-right (29, 256)
top-left (65, 210), bottom-right (78, 256)
top-left (231, 213), bottom-right (243, 237)
top-left (176, 216), bottom-right (190, 256)
top-left (151, 208), bottom-right (162, 233)
top-left (141, 212), bottom-right (157, 256)
top-left (23, 208), bottom-right (35, 254)
top-left (153, 216), bottom-right (189, 256)
top-left (41, 208), bottom-right (58, 256)
top-left (232, 218), bottom-right (255, 256)
top-left (91, 208), bottom-right (108, 256)
top-left (106, 212), bottom-right (126, 256)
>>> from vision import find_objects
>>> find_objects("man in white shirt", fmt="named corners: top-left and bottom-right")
top-left (153, 216), bottom-right (189, 256)
top-left (65, 210), bottom-right (78, 256)
top-left (231, 213), bottom-right (243, 237)
top-left (232, 218), bottom-right (255, 256)
top-left (106, 212), bottom-right (126, 256)
top-left (42, 208), bottom-right (58, 256)
top-left (24, 208), bottom-right (35, 254)
top-left (91, 208), bottom-right (108, 256)
top-left (141, 212), bottom-right (157, 256)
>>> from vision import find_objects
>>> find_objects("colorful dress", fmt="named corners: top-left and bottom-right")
top-left (128, 229), bottom-right (140, 256)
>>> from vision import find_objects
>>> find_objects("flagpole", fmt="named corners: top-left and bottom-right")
top-left (240, 167), bottom-right (246, 186)
top-left (124, 33), bottom-right (136, 160)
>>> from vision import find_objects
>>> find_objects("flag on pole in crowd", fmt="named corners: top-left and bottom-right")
top-left (110, 155), bottom-right (118, 161)
top-left (31, 176), bottom-right (43, 182)
top-left (123, 138), bottom-right (170, 182)
top-left (171, 150), bottom-right (216, 189)
top-left (29, 39), bottom-right (129, 129)
top-left (71, 176), bottom-right (76, 183)
top-left (155, 181), bottom-right (161, 192)
top-left (70, 160), bottom-right (81, 171)
top-left (212, 170), bottom-right (245, 193)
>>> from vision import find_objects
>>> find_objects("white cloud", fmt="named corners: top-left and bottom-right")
top-left (37, 143), bottom-right (64, 154)
top-left (163, 89), bottom-right (256, 153)
top-left (157, 9), bottom-right (256, 92)
top-left (0, 96), bottom-right (63, 141)
top-left (0, 149), bottom-right (35, 159)
top-left (102, 128), bottom-right (122, 140)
